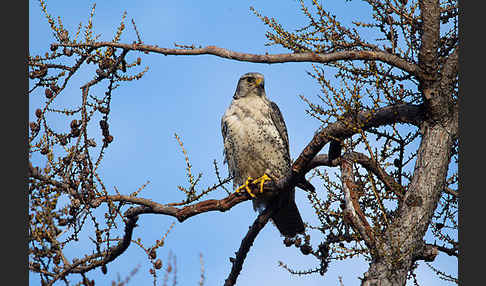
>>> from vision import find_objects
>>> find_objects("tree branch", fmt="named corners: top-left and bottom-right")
top-left (439, 46), bottom-right (458, 98)
top-left (29, 162), bottom-right (77, 197)
top-left (434, 244), bottom-right (458, 257)
top-left (415, 243), bottom-right (439, 262)
top-left (340, 158), bottom-right (376, 251)
top-left (418, 0), bottom-right (440, 80)
top-left (54, 42), bottom-right (422, 77)
top-left (46, 214), bottom-right (139, 285)
top-left (444, 186), bottom-right (458, 197)
top-left (291, 104), bottom-right (424, 176)
top-left (345, 152), bottom-right (404, 199)
top-left (306, 152), bottom-right (404, 199)
top-left (224, 202), bottom-right (275, 286)
top-left (91, 192), bottom-right (249, 222)
top-left (415, 243), bottom-right (458, 262)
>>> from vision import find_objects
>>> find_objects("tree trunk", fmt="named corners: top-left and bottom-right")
top-left (361, 119), bottom-right (454, 286)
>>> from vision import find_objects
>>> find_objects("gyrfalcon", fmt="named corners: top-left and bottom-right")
top-left (221, 72), bottom-right (305, 237)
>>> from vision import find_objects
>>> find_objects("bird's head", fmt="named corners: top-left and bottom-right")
top-left (233, 72), bottom-right (266, 99)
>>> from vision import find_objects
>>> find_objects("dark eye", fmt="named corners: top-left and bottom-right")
top-left (246, 77), bottom-right (254, 83)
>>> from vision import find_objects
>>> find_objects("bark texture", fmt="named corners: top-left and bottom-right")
top-left (361, 121), bottom-right (454, 285)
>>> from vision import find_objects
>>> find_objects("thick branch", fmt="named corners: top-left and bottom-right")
top-left (418, 0), bottom-right (440, 80)
top-left (346, 152), bottom-right (404, 199)
top-left (439, 46), bottom-right (459, 99)
top-left (440, 47), bottom-right (459, 83)
top-left (71, 215), bottom-right (138, 273)
top-left (91, 192), bottom-right (249, 222)
top-left (224, 202), bottom-right (275, 286)
top-left (305, 154), bottom-right (340, 169)
top-left (415, 243), bottom-right (439, 262)
top-left (340, 158), bottom-right (376, 251)
top-left (291, 104), bottom-right (424, 176)
top-left (434, 244), bottom-right (458, 257)
top-left (415, 243), bottom-right (458, 261)
top-left (54, 42), bottom-right (421, 77)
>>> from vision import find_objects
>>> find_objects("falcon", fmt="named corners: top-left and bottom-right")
top-left (221, 72), bottom-right (305, 237)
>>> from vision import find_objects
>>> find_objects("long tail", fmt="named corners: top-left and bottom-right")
top-left (271, 190), bottom-right (305, 237)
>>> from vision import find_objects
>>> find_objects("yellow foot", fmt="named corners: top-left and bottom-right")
top-left (235, 176), bottom-right (256, 198)
top-left (251, 173), bottom-right (271, 194)
top-left (235, 174), bottom-right (272, 198)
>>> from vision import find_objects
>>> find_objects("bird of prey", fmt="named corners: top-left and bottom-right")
top-left (221, 72), bottom-right (305, 237)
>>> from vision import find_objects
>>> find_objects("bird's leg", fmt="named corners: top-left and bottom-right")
top-left (251, 173), bottom-right (271, 194)
top-left (235, 176), bottom-right (256, 198)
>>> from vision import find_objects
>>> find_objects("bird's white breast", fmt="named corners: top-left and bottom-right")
top-left (222, 96), bottom-right (290, 186)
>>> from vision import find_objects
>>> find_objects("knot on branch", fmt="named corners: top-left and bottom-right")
top-left (415, 244), bottom-right (439, 262)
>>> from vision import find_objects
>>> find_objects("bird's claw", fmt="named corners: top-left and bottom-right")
top-left (252, 173), bottom-right (271, 194)
top-left (235, 177), bottom-right (256, 198)
top-left (235, 174), bottom-right (271, 198)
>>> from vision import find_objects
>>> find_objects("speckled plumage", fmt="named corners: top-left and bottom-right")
top-left (221, 72), bottom-right (304, 237)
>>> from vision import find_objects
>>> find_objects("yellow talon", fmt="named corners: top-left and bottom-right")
top-left (235, 177), bottom-right (256, 198)
top-left (252, 173), bottom-right (271, 194)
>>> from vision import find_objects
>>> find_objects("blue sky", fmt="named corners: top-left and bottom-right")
top-left (29, 1), bottom-right (457, 285)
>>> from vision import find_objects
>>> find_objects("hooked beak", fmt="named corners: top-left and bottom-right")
top-left (255, 77), bottom-right (263, 88)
